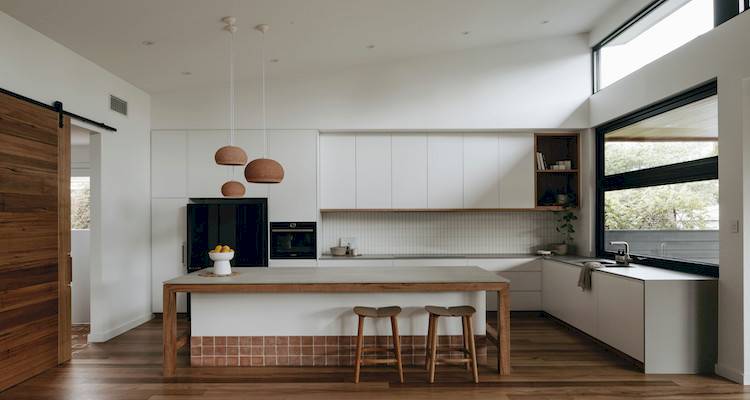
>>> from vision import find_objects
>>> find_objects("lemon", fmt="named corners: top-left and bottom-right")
top-left (213, 245), bottom-right (222, 253)
top-left (221, 245), bottom-right (231, 253)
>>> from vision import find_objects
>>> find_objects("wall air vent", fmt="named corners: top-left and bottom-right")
top-left (109, 95), bottom-right (128, 116)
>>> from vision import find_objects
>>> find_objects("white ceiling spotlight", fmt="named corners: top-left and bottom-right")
top-left (245, 23), bottom-right (285, 184)
top-left (141, 40), bottom-right (155, 46)
top-left (366, 44), bottom-right (376, 49)
top-left (215, 16), bottom-right (248, 197)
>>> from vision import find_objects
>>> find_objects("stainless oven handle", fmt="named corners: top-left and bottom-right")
top-left (271, 229), bottom-right (315, 233)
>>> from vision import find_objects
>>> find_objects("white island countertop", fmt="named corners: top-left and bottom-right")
top-left (165, 266), bottom-right (510, 286)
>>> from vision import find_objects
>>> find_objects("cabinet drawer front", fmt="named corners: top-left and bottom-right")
top-left (471, 258), bottom-right (540, 272)
top-left (392, 258), bottom-right (467, 267)
top-left (496, 271), bottom-right (541, 291)
top-left (317, 259), bottom-right (394, 267)
top-left (487, 291), bottom-right (541, 311)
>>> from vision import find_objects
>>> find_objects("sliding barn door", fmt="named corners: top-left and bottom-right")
top-left (0, 92), bottom-right (71, 391)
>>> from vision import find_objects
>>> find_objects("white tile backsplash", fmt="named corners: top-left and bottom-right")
top-left (321, 212), bottom-right (558, 254)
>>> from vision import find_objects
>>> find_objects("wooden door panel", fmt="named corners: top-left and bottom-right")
top-left (0, 92), bottom-right (69, 391)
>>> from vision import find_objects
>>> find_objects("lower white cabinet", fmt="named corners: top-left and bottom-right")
top-left (541, 260), bottom-right (596, 335)
top-left (151, 198), bottom-right (188, 313)
top-left (593, 272), bottom-right (644, 361)
top-left (475, 258), bottom-right (541, 312)
top-left (542, 259), bottom-right (717, 373)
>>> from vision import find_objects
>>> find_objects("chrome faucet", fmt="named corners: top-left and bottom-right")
top-left (609, 241), bottom-right (632, 266)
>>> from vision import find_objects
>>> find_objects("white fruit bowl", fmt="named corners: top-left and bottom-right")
top-left (208, 251), bottom-right (234, 276)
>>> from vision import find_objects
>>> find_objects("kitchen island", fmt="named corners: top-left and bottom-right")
top-left (162, 266), bottom-right (510, 377)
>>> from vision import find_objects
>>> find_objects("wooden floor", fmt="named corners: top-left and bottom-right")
top-left (1, 314), bottom-right (744, 399)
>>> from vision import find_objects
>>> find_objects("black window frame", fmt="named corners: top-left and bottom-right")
top-left (592, 0), bottom-right (742, 93)
top-left (595, 80), bottom-right (719, 277)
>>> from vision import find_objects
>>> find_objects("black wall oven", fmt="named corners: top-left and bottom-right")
top-left (270, 222), bottom-right (317, 259)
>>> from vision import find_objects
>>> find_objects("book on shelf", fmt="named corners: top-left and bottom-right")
top-left (536, 152), bottom-right (547, 171)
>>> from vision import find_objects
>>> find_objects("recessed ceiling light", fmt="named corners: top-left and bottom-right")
top-left (181, 71), bottom-right (192, 76)
top-left (462, 31), bottom-right (471, 36)
top-left (141, 40), bottom-right (155, 46)
top-left (270, 59), bottom-right (279, 63)
top-left (541, 20), bottom-right (550, 24)
top-left (366, 44), bottom-right (376, 49)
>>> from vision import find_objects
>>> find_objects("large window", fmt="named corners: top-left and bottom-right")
top-left (593, 0), bottom-right (718, 91)
top-left (596, 81), bottom-right (718, 276)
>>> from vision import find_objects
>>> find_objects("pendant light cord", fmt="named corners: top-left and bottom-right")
top-left (261, 29), bottom-right (268, 158)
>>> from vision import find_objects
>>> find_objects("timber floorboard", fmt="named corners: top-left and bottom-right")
top-left (0, 314), bottom-right (744, 399)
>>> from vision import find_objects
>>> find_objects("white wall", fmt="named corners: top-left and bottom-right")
top-left (71, 230), bottom-right (90, 324)
top-left (152, 34), bottom-right (591, 131)
top-left (589, 12), bottom-right (750, 383)
top-left (0, 11), bottom-right (153, 342)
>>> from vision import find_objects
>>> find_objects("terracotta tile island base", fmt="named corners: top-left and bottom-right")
top-left (163, 266), bottom-right (510, 377)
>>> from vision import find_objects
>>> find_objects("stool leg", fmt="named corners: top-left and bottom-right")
top-left (462, 316), bottom-right (470, 371)
top-left (354, 315), bottom-right (364, 383)
top-left (390, 316), bottom-right (404, 384)
top-left (425, 314), bottom-right (434, 370)
top-left (466, 315), bottom-right (479, 384)
top-left (428, 316), bottom-right (439, 384)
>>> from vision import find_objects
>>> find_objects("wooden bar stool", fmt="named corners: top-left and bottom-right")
top-left (424, 305), bottom-right (479, 383)
top-left (353, 306), bottom-right (404, 384)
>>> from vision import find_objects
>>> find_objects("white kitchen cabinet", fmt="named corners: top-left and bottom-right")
top-left (498, 132), bottom-right (535, 208)
top-left (233, 131), bottom-right (269, 198)
top-left (474, 258), bottom-right (542, 312)
top-left (391, 134), bottom-right (428, 208)
top-left (356, 134), bottom-right (391, 208)
top-left (391, 258), bottom-right (468, 267)
top-left (268, 132), bottom-right (317, 221)
top-left (318, 259), bottom-right (394, 267)
top-left (151, 198), bottom-right (188, 313)
top-left (151, 131), bottom-right (187, 198)
top-left (427, 135), bottom-right (463, 208)
top-left (186, 131), bottom-right (230, 198)
top-left (542, 260), bottom-right (596, 336)
top-left (593, 272), bottom-right (644, 361)
top-left (320, 134), bottom-right (356, 209)
top-left (463, 134), bottom-right (499, 208)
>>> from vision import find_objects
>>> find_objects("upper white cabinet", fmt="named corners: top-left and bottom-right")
top-left (320, 134), bottom-right (356, 209)
top-left (151, 131), bottom-right (187, 198)
top-left (187, 131), bottom-right (230, 198)
top-left (498, 133), bottom-right (535, 208)
top-left (234, 131), bottom-right (270, 198)
top-left (428, 135), bottom-right (464, 208)
top-left (391, 134), bottom-right (428, 208)
top-left (356, 135), bottom-right (391, 208)
top-left (268, 132), bottom-right (317, 221)
top-left (318, 132), bottom-right (535, 210)
top-left (463, 134), bottom-right (499, 208)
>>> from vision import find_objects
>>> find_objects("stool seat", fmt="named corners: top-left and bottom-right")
top-left (354, 306), bottom-right (402, 318)
top-left (425, 305), bottom-right (476, 317)
top-left (425, 305), bottom-right (479, 384)
top-left (353, 305), bottom-right (404, 383)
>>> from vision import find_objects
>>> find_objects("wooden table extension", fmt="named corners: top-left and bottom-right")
top-left (162, 266), bottom-right (511, 377)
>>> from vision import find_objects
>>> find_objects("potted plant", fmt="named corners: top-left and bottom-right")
top-left (553, 205), bottom-right (578, 255)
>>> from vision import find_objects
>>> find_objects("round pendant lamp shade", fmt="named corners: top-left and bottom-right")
top-left (221, 180), bottom-right (246, 197)
top-left (215, 145), bottom-right (248, 166)
top-left (244, 158), bottom-right (284, 183)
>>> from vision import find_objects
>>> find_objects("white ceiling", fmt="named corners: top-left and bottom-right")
top-left (0, 0), bottom-right (621, 94)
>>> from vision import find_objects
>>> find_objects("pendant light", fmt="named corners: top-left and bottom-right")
top-left (245, 24), bottom-right (285, 184)
top-left (217, 17), bottom-right (246, 197)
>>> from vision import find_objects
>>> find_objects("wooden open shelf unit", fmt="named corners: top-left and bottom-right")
top-left (534, 132), bottom-right (580, 209)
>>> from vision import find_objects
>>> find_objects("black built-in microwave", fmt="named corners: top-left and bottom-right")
top-left (270, 222), bottom-right (317, 259)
